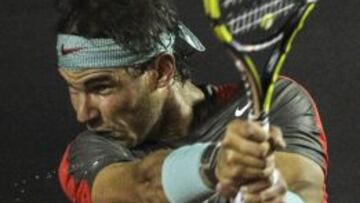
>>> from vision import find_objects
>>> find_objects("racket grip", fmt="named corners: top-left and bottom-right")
top-left (260, 119), bottom-right (270, 132)
top-left (248, 111), bottom-right (270, 132)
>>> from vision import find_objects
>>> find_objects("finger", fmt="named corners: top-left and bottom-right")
top-left (237, 190), bottom-right (285, 203)
top-left (216, 182), bottom-right (238, 198)
top-left (260, 182), bottom-right (287, 202)
top-left (222, 135), bottom-right (271, 158)
top-left (263, 156), bottom-right (276, 177)
top-left (264, 196), bottom-right (285, 203)
top-left (216, 151), bottom-right (275, 185)
top-left (225, 150), bottom-right (268, 168)
top-left (240, 176), bottom-right (281, 203)
top-left (240, 179), bottom-right (272, 193)
top-left (218, 163), bottom-right (274, 183)
top-left (269, 126), bottom-right (286, 149)
top-left (227, 120), bottom-right (269, 142)
top-left (242, 192), bottom-right (261, 203)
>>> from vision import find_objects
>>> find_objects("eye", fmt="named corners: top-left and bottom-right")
top-left (90, 84), bottom-right (114, 95)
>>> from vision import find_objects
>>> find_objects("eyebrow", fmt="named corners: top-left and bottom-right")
top-left (64, 75), bottom-right (116, 91)
top-left (83, 75), bottom-right (115, 87)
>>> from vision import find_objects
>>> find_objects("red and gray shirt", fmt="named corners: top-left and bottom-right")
top-left (58, 77), bottom-right (328, 203)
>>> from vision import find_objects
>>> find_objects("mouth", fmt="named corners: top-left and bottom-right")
top-left (87, 124), bottom-right (128, 138)
top-left (86, 120), bottom-right (140, 147)
top-left (86, 124), bottom-right (112, 133)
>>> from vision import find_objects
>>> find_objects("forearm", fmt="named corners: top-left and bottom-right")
top-left (92, 143), bottom-right (217, 203)
top-left (92, 149), bottom-right (171, 203)
top-left (275, 152), bottom-right (325, 203)
top-left (289, 179), bottom-right (324, 203)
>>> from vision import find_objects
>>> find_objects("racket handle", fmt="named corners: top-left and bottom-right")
top-left (248, 110), bottom-right (270, 132)
top-left (260, 117), bottom-right (270, 132)
top-left (232, 192), bottom-right (244, 203)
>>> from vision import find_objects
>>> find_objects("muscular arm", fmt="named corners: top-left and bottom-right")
top-left (92, 149), bottom-right (171, 203)
top-left (275, 152), bottom-right (325, 203)
top-left (92, 150), bottom-right (169, 203)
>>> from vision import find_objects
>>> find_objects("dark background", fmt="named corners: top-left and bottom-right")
top-left (0, 0), bottom-right (359, 202)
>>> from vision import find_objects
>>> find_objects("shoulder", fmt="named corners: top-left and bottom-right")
top-left (271, 76), bottom-right (328, 173)
top-left (68, 131), bottom-right (135, 165)
top-left (271, 76), bottom-right (321, 126)
top-left (59, 131), bottom-right (135, 189)
top-left (273, 76), bottom-right (315, 110)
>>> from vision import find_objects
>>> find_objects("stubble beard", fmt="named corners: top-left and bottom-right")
top-left (108, 98), bottom-right (161, 147)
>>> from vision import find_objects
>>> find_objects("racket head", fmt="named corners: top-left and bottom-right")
top-left (203, 0), bottom-right (317, 120)
top-left (204, 0), bottom-right (313, 52)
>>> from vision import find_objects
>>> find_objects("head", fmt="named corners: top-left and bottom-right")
top-left (56, 0), bottom-right (204, 146)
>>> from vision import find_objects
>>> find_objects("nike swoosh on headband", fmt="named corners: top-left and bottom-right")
top-left (61, 45), bottom-right (83, 56)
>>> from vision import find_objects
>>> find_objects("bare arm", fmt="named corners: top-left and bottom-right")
top-left (91, 149), bottom-right (171, 203)
top-left (241, 151), bottom-right (325, 203)
top-left (275, 151), bottom-right (325, 203)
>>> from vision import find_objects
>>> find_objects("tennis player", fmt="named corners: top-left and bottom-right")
top-left (56, 0), bottom-right (328, 202)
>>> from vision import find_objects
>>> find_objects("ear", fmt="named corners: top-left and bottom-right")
top-left (151, 54), bottom-right (176, 89)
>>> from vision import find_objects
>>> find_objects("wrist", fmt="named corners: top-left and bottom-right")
top-left (161, 143), bottom-right (215, 203)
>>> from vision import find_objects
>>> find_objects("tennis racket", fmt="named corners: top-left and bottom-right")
top-left (203, 0), bottom-right (318, 201)
top-left (203, 0), bottom-right (318, 129)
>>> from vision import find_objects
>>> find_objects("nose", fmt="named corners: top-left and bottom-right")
top-left (73, 93), bottom-right (100, 124)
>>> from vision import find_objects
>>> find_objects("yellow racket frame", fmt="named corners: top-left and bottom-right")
top-left (204, 0), bottom-right (316, 116)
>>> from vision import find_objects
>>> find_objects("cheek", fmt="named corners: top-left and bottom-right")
top-left (99, 96), bottom-right (122, 118)
top-left (69, 93), bottom-right (79, 111)
top-left (99, 88), bottom-right (139, 116)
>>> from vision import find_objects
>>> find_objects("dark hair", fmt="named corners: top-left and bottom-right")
top-left (56, 0), bottom-right (193, 80)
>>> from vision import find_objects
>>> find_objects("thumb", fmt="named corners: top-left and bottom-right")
top-left (269, 126), bottom-right (286, 149)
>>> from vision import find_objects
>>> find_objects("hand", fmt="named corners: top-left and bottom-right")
top-left (215, 120), bottom-right (277, 198)
top-left (238, 169), bottom-right (288, 203)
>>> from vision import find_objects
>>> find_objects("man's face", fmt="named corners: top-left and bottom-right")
top-left (59, 67), bottom-right (165, 147)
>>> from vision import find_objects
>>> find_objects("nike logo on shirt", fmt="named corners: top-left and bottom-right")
top-left (234, 103), bottom-right (250, 117)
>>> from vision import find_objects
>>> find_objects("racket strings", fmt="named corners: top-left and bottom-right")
top-left (225, 0), bottom-right (297, 35)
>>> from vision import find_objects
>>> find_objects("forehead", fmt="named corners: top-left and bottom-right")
top-left (59, 68), bottom-right (128, 84)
